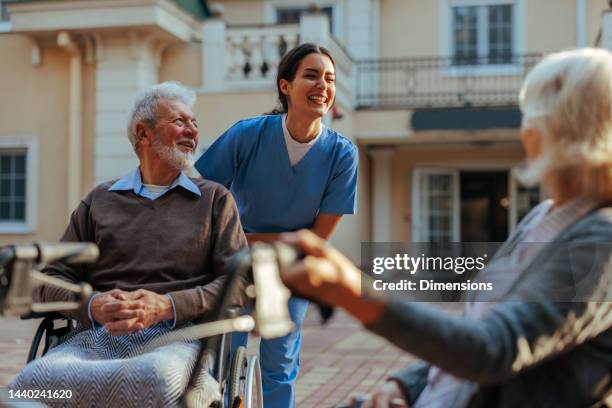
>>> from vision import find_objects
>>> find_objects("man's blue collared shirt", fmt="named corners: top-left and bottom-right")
top-left (108, 167), bottom-right (201, 199)
top-left (88, 167), bottom-right (200, 330)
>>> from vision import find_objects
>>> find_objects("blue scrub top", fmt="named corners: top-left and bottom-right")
top-left (195, 114), bottom-right (358, 233)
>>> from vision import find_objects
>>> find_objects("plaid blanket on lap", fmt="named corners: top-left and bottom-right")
top-left (9, 323), bottom-right (221, 408)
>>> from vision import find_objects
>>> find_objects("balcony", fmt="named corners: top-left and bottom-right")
top-left (202, 13), bottom-right (540, 112)
top-left (202, 14), bottom-right (354, 107)
top-left (355, 54), bottom-right (542, 110)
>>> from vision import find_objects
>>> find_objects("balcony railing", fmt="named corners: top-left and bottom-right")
top-left (203, 16), bottom-right (540, 111)
top-left (224, 24), bottom-right (300, 88)
top-left (355, 54), bottom-right (542, 109)
top-left (202, 16), bottom-right (354, 107)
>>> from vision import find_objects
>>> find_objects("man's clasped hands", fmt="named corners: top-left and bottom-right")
top-left (90, 289), bottom-right (174, 336)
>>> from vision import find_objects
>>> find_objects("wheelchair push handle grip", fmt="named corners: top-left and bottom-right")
top-left (35, 242), bottom-right (99, 265)
top-left (4, 242), bottom-right (99, 265)
top-left (1, 243), bottom-right (97, 316)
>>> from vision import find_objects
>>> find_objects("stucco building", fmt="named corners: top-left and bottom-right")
top-left (0, 0), bottom-right (609, 262)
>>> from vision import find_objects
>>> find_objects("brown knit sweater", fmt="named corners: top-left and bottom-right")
top-left (36, 177), bottom-right (248, 327)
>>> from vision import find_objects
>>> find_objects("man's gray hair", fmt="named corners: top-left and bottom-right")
top-left (126, 81), bottom-right (197, 152)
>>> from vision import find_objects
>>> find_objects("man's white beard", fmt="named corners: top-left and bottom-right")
top-left (152, 133), bottom-right (195, 171)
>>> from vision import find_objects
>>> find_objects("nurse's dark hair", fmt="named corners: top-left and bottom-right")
top-left (266, 43), bottom-right (336, 115)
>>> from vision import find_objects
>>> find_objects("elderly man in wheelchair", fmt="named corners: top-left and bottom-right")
top-left (2, 81), bottom-right (270, 407)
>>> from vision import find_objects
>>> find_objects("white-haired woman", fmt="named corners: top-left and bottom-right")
top-left (279, 48), bottom-right (612, 408)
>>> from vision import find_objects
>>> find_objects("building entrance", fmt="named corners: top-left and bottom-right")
top-left (460, 171), bottom-right (508, 242)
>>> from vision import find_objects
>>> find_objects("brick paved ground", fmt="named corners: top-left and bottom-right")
top-left (0, 309), bottom-right (416, 407)
top-left (295, 310), bottom-right (415, 407)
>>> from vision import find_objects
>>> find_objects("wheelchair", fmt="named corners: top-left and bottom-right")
top-left (1, 243), bottom-right (265, 408)
top-left (20, 310), bottom-right (262, 408)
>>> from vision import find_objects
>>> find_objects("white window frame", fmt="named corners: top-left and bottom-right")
top-left (412, 168), bottom-right (461, 242)
top-left (0, 136), bottom-right (38, 234)
top-left (439, 0), bottom-right (526, 77)
top-left (263, 0), bottom-right (344, 41)
top-left (0, 0), bottom-right (11, 33)
top-left (413, 164), bottom-right (543, 242)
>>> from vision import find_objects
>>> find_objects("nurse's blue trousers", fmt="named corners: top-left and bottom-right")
top-left (230, 296), bottom-right (309, 408)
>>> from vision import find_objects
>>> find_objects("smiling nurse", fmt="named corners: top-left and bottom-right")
top-left (194, 43), bottom-right (359, 408)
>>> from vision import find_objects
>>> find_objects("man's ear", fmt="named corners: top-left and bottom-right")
top-left (135, 123), bottom-right (151, 145)
top-left (279, 79), bottom-right (290, 96)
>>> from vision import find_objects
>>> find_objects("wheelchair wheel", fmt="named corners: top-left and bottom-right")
top-left (229, 346), bottom-right (262, 408)
top-left (229, 346), bottom-right (247, 408)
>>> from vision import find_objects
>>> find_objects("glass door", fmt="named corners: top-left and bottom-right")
top-left (412, 168), bottom-right (460, 242)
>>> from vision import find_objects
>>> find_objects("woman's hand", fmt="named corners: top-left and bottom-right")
top-left (279, 230), bottom-right (386, 324)
top-left (279, 230), bottom-right (359, 304)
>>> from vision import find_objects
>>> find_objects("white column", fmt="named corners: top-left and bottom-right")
top-left (202, 17), bottom-right (227, 91)
top-left (369, 148), bottom-right (395, 242)
top-left (299, 11), bottom-right (330, 45)
top-left (94, 32), bottom-right (160, 185)
top-left (57, 31), bottom-right (83, 221)
top-left (603, 10), bottom-right (612, 51)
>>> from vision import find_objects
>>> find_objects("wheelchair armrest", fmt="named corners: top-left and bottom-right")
top-left (194, 305), bottom-right (245, 325)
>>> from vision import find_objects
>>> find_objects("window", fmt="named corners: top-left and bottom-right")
top-left (412, 169), bottom-right (460, 243)
top-left (0, 137), bottom-right (37, 234)
top-left (450, 2), bottom-right (515, 65)
top-left (276, 6), bottom-right (334, 32)
top-left (0, 150), bottom-right (26, 223)
top-left (264, 0), bottom-right (342, 39)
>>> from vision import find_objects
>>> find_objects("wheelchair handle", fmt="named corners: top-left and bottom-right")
top-left (0, 242), bottom-right (97, 316)
top-left (33, 242), bottom-right (99, 265)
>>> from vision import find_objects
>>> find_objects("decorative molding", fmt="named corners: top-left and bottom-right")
top-left (57, 31), bottom-right (80, 56)
top-left (93, 32), bottom-right (104, 61)
top-left (7, 0), bottom-right (201, 43)
top-left (128, 31), bottom-right (142, 60)
top-left (30, 39), bottom-right (42, 66)
top-left (83, 34), bottom-right (95, 64)
top-left (152, 40), bottom-right (170, 69)
top-left (126, 31), bottom-right (168, 68)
